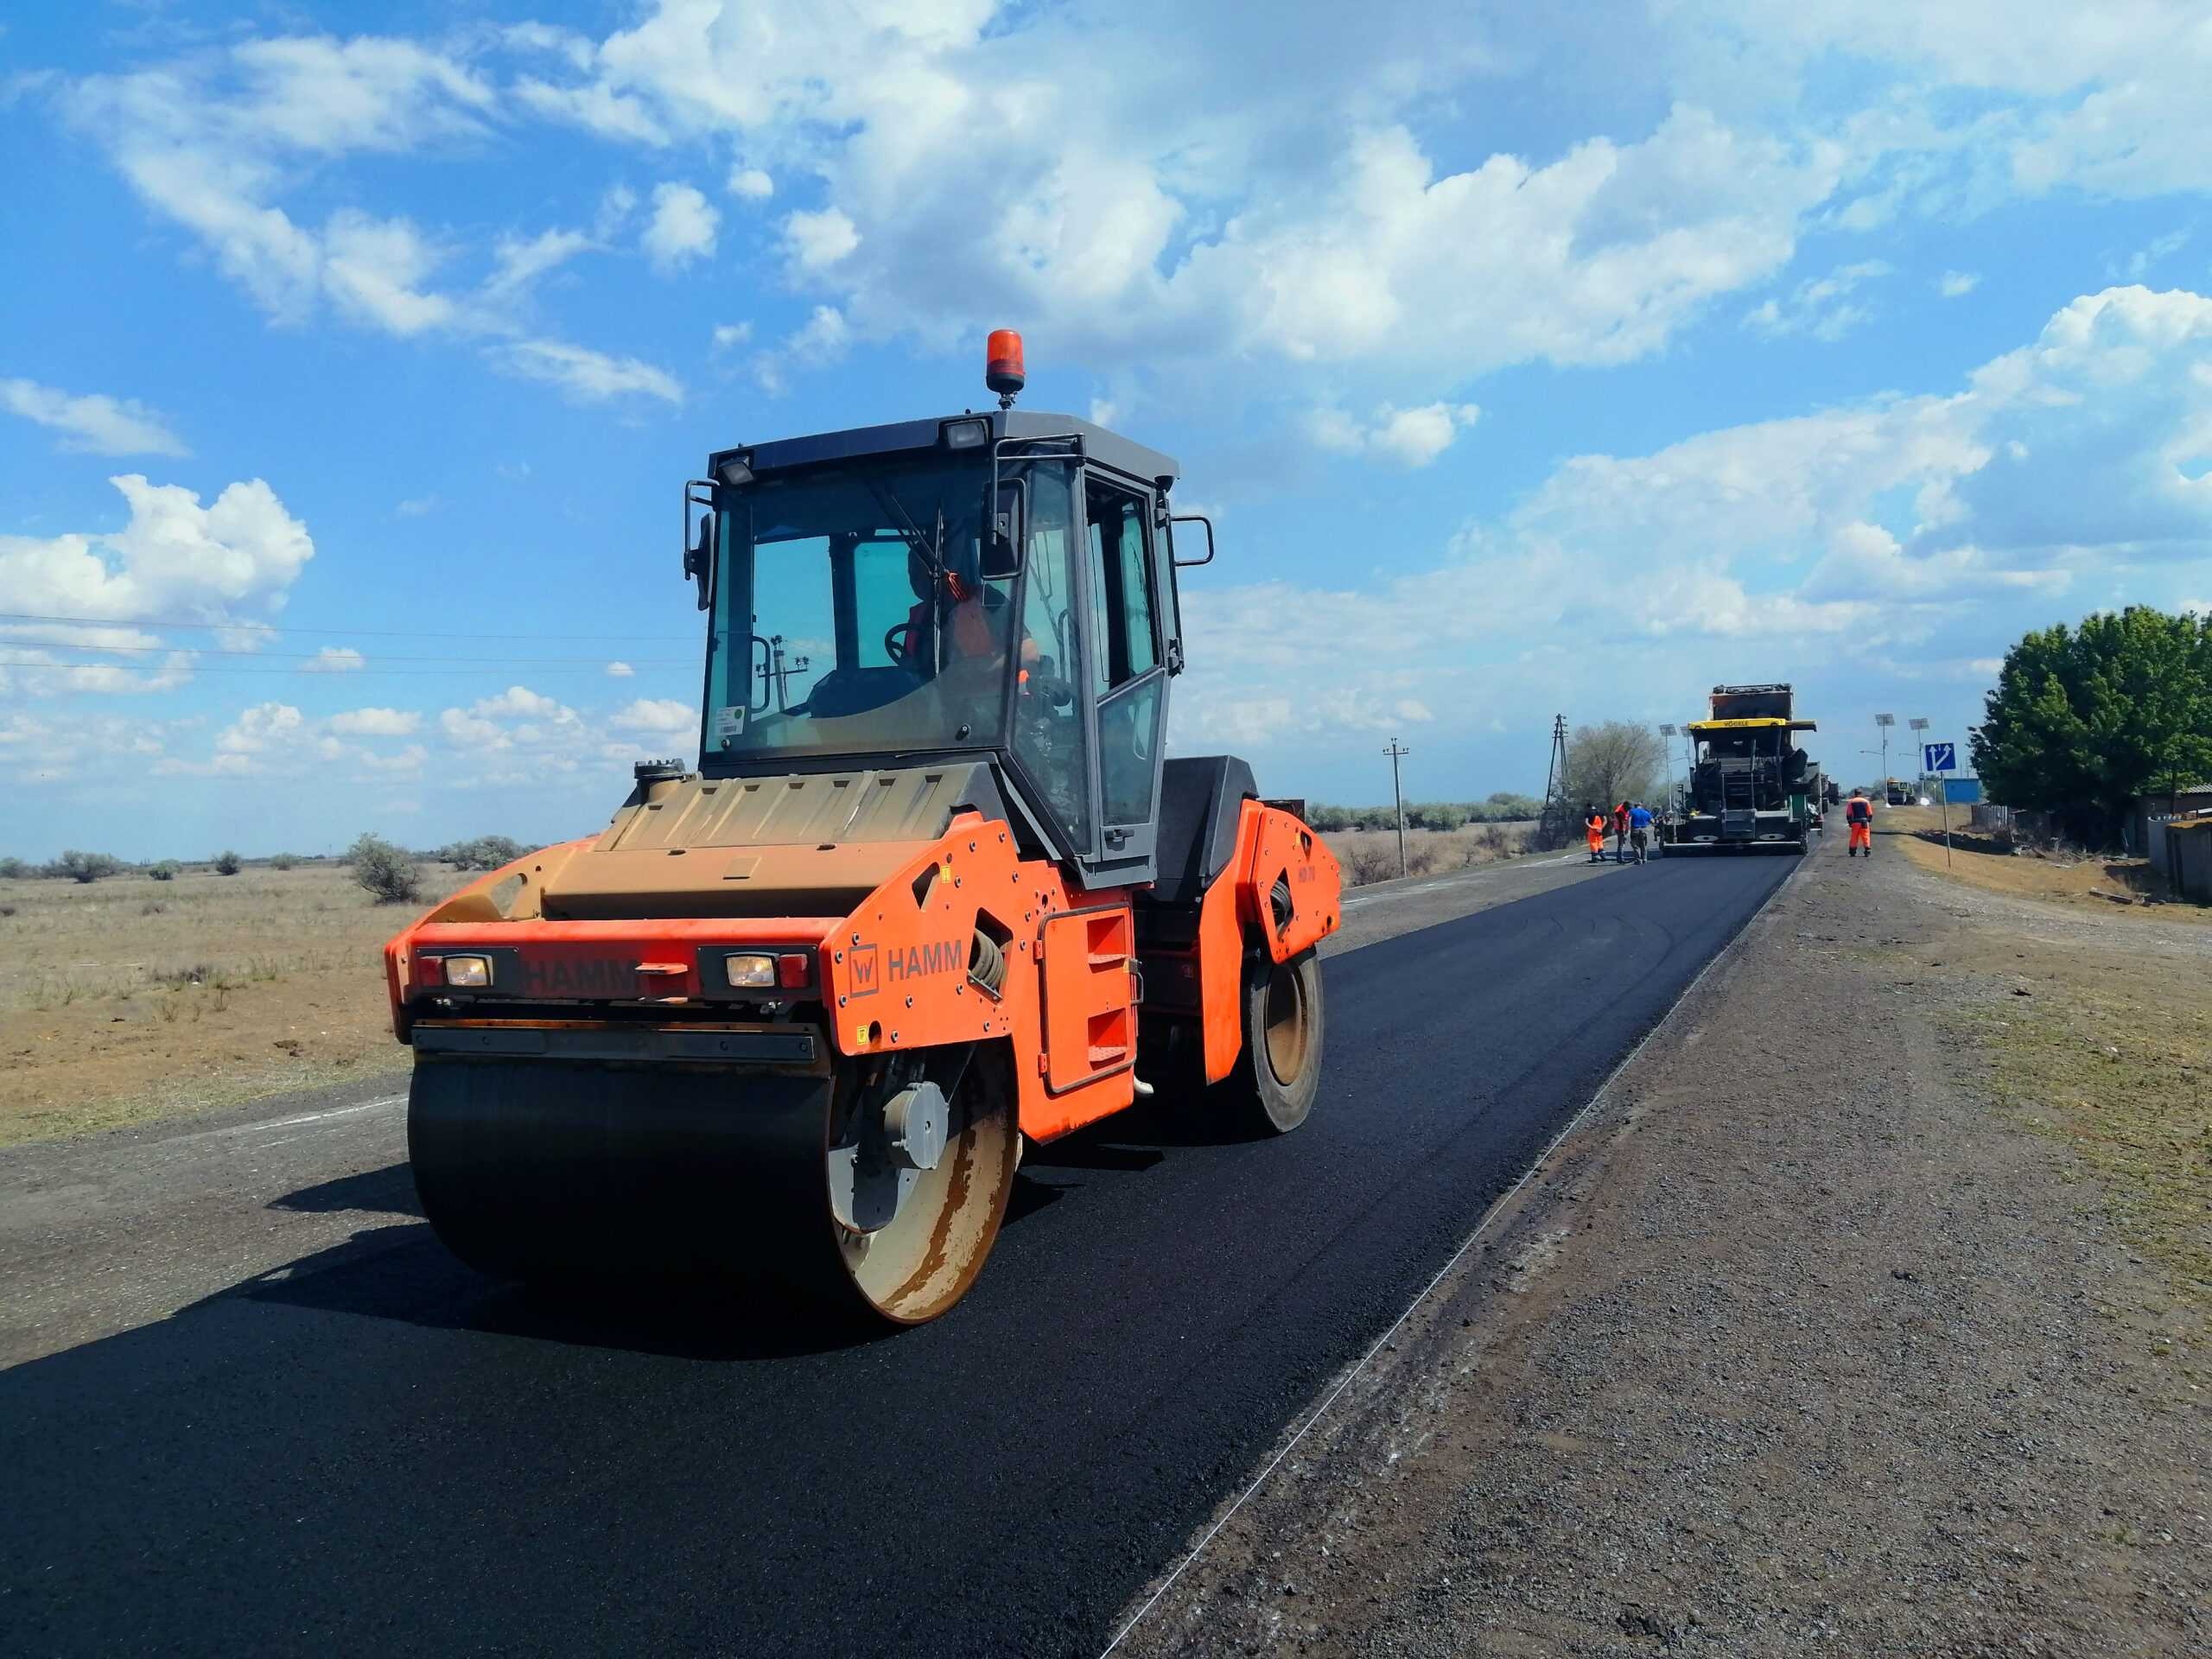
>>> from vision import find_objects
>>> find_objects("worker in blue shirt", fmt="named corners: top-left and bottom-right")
top-left (1628, 801), bottom-right (1654, 864)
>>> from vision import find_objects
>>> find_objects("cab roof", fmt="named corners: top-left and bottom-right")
top-left (710, 408), bottom-right (1180, 493)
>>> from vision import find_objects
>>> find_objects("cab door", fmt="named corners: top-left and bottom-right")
top-left (1078, 474), bottom-right (1169, 888)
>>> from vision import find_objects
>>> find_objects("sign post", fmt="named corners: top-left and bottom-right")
top-left (1923, 741), bottom-right (1957, 868)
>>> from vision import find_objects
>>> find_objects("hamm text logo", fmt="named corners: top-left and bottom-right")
top-left (524, 957), bottom-right (639, 995)
top-left (888, 940), bottom-right (963, 982)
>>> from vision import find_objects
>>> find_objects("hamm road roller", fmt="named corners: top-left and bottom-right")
top-left (385, 334), bottom-right (1342, 1324)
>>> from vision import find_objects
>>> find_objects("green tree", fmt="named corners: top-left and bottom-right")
top-left (1973, 606), bottom-right (2212, 845)
top-left (213, 849), bottom-right (243, 875)
top-left (1562, 721), bottom-right (1663, 814)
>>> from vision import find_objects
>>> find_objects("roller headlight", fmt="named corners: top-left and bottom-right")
top-left (725, 952), bottom-right (778, 988)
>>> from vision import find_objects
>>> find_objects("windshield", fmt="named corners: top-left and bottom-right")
top-left (706, 459), bottom-right (1017, 762)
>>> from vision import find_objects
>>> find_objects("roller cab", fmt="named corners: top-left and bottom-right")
top-left (387, 344), bottom-right (1343, 1323)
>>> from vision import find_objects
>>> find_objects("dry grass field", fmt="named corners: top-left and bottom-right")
top-left (1319, 820), bottom-right (1539, 885)
top-left (0, 861), bottom-right (469, 1147)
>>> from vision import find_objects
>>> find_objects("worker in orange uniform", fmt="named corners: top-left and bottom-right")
top-left (1586, 807), bottom-right (1606, 863)
top-left (1612, 801), bottom-right (1631, 863)
top-left (1844, 788), bottom-right (1874, 856)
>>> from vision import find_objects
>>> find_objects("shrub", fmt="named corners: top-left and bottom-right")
top-left (1471, 792), bottom-right (1544, 823)
top-left (349, 834), bottom-right (421, 904)
top-left (1340, 840), bottom-right (1399, 886)
top-left (0, 857), bottom-right (33, 880)
top-left (51, 850), bottom-right (127, 884)
top-left (270, 852), bottom-right (298, 871)
top-left (213, 849), bottom-right (243, 875)
top-left (436, 835), bottom-right (529, 871)
top-left (148, 861), bottom-right (181, 881)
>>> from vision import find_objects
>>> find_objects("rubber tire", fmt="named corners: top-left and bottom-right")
top-left (1220, 947), bottom-right (1325, 1135)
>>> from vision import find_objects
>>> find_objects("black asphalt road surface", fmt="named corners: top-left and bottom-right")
top-left (0, 853), bottom-right (1791, 1658)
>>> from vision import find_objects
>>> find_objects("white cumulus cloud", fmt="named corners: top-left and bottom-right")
top-left (642, 181), bottom-right (719, 271)
top-left (326, 706), bottom-right (421, 735)
top-left (0, 474), bottom-right (313, 626)
top-left (299, 645), bottom-right (365, 672)
top-left (1, 379), bottom-right (189, 456)
top-left (1313, 402), bottom-right (1480, 469)
top-left (156, 700), bottom-right (427, 777)
top-left (608, 696), bottom-right (695, 732)
top-left (493, 340), bottom-right (683, 404)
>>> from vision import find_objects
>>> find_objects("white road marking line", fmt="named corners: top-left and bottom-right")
top-left (1098, 853), bottom-right (1802, 1659)
top-left (1339, 851), bottom-right (1582, 911)
top-left (163, 1094), bottom-right (408, 1147)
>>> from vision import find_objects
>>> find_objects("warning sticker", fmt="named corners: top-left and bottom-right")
top-left (712, 705), bottom-right (747, 739)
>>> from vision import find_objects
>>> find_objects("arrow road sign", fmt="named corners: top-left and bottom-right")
top-left (1923, 741), bottom-right (1955, 772)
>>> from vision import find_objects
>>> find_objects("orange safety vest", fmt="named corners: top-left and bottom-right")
top-left (1845, 798), bottom-right (1872, 824)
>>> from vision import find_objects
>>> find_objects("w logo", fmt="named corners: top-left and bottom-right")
top-left (848, 944), bottom-right (880, 997)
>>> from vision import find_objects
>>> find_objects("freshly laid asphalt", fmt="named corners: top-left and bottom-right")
top-left (0, 851), bottom-right (1793, 1658)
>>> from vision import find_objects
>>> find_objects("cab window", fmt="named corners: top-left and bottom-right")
top-left (1085, 480), bottom-right (1158, 689)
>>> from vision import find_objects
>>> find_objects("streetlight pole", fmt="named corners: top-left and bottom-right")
top-left (1383, 738), bottom-right (1411, 880)
top-left (1658, 723), bottom-right (1678, 806)
top-left (1875, 713), bottom-right (1895, 798)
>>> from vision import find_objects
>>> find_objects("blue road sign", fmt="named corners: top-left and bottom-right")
top-left (1924, 741), bottom-right (1955, 772)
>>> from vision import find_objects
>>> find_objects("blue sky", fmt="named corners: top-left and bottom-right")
top-left (5, 1), bottom-right (2212, 858)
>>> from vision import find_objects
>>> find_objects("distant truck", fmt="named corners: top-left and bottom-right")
top-left (1668, 683), bottom-right (1821, 854)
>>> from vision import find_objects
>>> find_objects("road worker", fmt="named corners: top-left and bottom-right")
top-left (1612, 801), bottom-right (1632, 863)
top-left (1845, 788), bottom-right (1874, 857)
top-left (1628, 800), bottom-right (1653, 864)
top-left (1586, 807), bottom-right (1606, 862)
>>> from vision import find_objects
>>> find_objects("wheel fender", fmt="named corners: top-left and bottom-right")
top-left (1235, 802), bottom-right (1342, 963)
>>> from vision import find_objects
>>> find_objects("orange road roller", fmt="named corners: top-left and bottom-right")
top-left (385, 335), bottom-right (1342, 1323)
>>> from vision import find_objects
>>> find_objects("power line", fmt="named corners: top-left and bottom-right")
top-left (0, 659), bottom-right (690, 677)
top-left (0, 609), bottom-right (696, 643)
top-left (0, 641), bottom-right (698, 668)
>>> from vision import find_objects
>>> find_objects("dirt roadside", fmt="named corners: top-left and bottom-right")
top-left (1112, 837), bottom-right (2211, 1657)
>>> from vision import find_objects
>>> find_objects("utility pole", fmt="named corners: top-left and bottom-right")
top-left (1658, 723), bottom-right (1677, 806)
top-left (1875, 713), bottom-right (1895, 794)
top-left (1384, 738), bottom-right (1412, 879)
top-left (1539, 715), bottom-right (1571, 850)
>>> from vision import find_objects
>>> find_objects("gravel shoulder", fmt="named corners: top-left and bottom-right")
top-left (1112, 837), bottom-right (2211, 1658)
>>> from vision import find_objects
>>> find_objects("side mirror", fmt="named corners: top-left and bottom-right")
top-left (683, 482), bottom-right (716, 612)
top-left (986, 479), bottom-right (1026, 577)
top-left (1168, 513), bottom-right (1215, 568)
